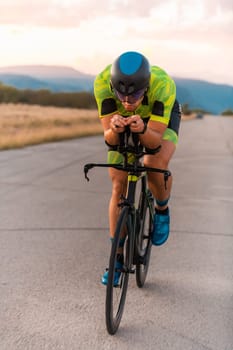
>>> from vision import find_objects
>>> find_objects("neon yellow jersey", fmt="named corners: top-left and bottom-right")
top-left (94, 64), bottom-right (176, 126)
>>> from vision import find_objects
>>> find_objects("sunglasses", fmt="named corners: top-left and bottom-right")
top-left (113, 88), bottom-right (146, 104)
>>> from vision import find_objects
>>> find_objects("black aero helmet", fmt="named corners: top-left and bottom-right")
top-left (110, 51), bottom-right (150, 96)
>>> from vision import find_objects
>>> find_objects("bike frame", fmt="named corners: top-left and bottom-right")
top-left (119, 172), bottom-right (142, 272)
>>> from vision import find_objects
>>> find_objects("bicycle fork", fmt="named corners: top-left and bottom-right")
top-left (118, 208), bottom-right (136, 277)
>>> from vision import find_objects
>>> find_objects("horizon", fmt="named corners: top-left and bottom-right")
top-left (0, 1), bottom-right (232, 86)
top-left (0, 63), bottom-right (233, 87)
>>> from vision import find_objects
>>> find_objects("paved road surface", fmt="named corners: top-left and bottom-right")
top-left (0, 116), bottom-right (232, 350)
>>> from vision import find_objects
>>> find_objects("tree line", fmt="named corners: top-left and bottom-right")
top-left (0, 83), bottom-right (97, 109)
top-left (182, 103), bottom-right (233, 116)
top-left (0, 82), bottom-right (232, 115)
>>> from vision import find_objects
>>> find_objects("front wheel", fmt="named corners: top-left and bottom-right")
top-left (105, 207), bottom-right (132, 335)
top-left (136, 189), bottom-right (154, 288)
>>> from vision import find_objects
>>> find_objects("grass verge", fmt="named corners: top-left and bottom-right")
top-left (0, 103), bottom-right (102, 150)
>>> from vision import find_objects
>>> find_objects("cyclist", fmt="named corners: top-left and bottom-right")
top-left (94, 51), bottom-right (181, 285)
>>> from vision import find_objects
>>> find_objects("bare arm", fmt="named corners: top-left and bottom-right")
top-left (100, 114), bottom-right (126, 146)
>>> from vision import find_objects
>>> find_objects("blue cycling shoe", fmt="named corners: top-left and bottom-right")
top-left (102, 260), bottom-right (123, 286)
top-left (152, 208), bottom-right (170, 246)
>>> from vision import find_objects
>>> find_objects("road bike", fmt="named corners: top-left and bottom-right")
top-left (84, 130), bottom-right (171, 334)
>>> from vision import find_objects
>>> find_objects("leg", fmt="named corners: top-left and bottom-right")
top-left (102, 168), bottom-right (127, 286)
top-left (144, 139), bottom-right (176, 246)
top-left (102, 149), bottom-right (128, 286)
top-left (144, 98), bottom-right (181, 215)
top-left (144, 139), bottom-right (176, 209)
top-left (108, 168), bottom-right (128, 239)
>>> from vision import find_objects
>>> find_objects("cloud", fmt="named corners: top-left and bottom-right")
top-left (0, 0), bottom-right (154, 27)
top-left (1, 0), bottom-right (231, 27)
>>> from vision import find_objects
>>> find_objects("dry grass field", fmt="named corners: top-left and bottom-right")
top-left (0, 103), bottom-right (102, 150)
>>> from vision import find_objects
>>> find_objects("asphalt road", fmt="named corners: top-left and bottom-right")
top-left (0, 116), bottom-right (233, 350)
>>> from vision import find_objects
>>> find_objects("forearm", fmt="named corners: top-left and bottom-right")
top-left (102, 114), bottom-right (126, 145)
top-left (139, 126), bottom-right (162, 149)
top-left (104, 128), bottom-right (120, 145)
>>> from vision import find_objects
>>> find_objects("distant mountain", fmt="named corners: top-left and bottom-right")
top-left (0, 65), bottom-right (94, 93)
top-left (0, 65), bottom-right (232, 114)
top-left (0, 65), bottom-right (93, 79)
top-left (174, 78), bottom-right (233, 114)
top-left (0, 73), bottom-right (52, 90)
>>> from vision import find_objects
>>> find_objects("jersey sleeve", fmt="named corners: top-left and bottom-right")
top-left (149, 76), bottom-right (176, 125)
top-left (94, 65), bottom-right (118, 118)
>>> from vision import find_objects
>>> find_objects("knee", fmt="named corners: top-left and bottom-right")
top-left (111, 178), bottom-right (127, 197)
top-left (144, 155), bottom-right (169, 169)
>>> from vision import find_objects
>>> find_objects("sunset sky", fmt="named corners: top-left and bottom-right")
top-left (0, 0), bottom-right (232, 85)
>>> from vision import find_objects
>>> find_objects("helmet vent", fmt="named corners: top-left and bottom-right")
top-left (119, 82), bottom-right (126, 93)
top-left (128, 84), bottom-right (135, 94)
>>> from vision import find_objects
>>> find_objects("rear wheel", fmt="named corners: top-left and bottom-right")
top-left (136, 185), bottom-right (154, 288)
top-left (105, 207), bottom-right (132, 335)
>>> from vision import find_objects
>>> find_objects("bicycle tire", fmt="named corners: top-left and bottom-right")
top-left (136, 179), bottom-right (154, 288)
top-left (105, 206), bottom-right (132, 335)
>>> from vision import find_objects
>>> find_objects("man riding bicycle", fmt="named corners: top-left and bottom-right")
top-left (94, 51), bottom-right (181, 285)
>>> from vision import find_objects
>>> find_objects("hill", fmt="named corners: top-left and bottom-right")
top-left (0, 65), bottom-right (94, 93)
top-left (0, 65), bottom-right (232, 114)
top-left (174, 78), bottom-right (233, 114)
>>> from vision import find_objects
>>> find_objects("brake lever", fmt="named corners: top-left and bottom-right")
top-left (84, 163), bottom-right (95, 181)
